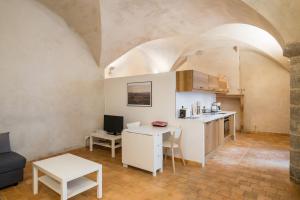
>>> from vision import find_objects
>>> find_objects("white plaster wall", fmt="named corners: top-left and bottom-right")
top-left (105, 73), bottom-right (176, 125)
top-left (240, 50), bottom-right (289, 133)
top-left (104, 73), bottom-right (205, 163)
top-left (0, 0), bottom-right (104, 160)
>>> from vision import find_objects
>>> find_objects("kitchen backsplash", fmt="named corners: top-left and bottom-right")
top-left (176, 91), bottom-right (216, 117)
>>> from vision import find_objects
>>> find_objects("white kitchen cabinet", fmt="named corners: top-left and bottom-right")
top-left (122, 126), bottom-right (173, 176)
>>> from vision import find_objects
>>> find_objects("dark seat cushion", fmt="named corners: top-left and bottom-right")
top-left (0, 152), bottom-right (26, 174)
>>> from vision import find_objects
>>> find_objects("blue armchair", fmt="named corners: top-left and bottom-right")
top-left (0, 132), bottom-right (26, 188)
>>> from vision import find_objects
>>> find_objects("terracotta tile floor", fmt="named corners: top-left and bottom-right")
top-left (1, 133), bottom-right (300, 200)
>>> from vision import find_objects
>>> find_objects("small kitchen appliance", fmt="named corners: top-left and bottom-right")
top-left (211, 102), bottom-right (221, 112)
top-left (179, 106), bottom-right (191, 118)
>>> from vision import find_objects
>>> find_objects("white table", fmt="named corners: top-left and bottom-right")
top-left (32, 154), bottom-right (102, 200)
top-left (89, 130), bottom-right (122, 158)
top-left (122, 125), bottom-right (176, 176)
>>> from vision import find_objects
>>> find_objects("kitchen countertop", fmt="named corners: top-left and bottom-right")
top-left (179, 111), bottom-right (236, 123)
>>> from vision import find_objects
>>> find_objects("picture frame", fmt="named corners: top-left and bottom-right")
top-left (127, 81), bottom-right (152, 107)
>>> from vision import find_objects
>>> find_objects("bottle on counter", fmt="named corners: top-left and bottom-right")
top-left (202, 106), bottom-right (206, 113)
top-left (196, 101), bottom-right (201, 115)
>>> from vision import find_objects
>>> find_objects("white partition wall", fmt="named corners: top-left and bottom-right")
top-left (104, 72), bottom-right (205, 164)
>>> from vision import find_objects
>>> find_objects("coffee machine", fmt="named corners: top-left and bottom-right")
top-left (211, 102), bottom-right (221, 112)
top-left (179, 106), bottom-right (191, 118)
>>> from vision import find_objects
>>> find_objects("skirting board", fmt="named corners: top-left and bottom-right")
top-left (165, 155), bottom-right (202, 167)
top-left (242, 131), bottom-right (289, 135)
top-left (29, 144), bottom-right (85, 162)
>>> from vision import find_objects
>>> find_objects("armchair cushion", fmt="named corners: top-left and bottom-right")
top-left (0, 152), bottom-right (26, 174)
top-left (0, 132), bottom-right (11, 153)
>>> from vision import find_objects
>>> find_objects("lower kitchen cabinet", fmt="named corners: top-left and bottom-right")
top-left (218, 118), bottom-right (224, 145)
top-left (205, 119), bottom-right (225, 155)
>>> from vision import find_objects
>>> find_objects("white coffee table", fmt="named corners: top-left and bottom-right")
top-left (32, 153), bottom-right (102, 200)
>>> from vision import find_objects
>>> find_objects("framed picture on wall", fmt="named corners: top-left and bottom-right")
top-left (127, 81), bottom-right (152, 107)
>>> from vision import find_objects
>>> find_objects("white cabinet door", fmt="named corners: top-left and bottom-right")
top-left (122, 132), bottom-right (154, 171)
top-left (153, 135), bottom-right (163, 170)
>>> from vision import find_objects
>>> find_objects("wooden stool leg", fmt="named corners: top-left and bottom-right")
top-left (179, 147), bottom-right (186, 166)
top-left (164, 148), bottom-right (168, 161)
top-left (171, 147), bottom-right (175, 173)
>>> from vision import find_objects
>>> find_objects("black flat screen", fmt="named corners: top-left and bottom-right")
top-left (104, 115), bottom-right (123, 135)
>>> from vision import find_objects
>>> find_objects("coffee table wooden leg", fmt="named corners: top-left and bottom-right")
top-left (33, 166), bottom-right (38, 195)
top-left (61, 181), bottom-right (67, 200)
top-left (97, 167), bottom-right (102, 199)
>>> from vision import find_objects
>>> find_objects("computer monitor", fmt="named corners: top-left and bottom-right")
top-left (104, 115), bottom-right (124, 135)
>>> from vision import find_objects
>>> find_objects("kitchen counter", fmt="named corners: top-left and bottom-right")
top-left (181, 111), bottom-right (236, 123)
top-left (172, 111), bottom-right (236, 167)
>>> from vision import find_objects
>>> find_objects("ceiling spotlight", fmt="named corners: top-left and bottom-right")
top-left (233, 46), bottom-right (238, 52)
top-left (108, 66), bottom-right (115, 75)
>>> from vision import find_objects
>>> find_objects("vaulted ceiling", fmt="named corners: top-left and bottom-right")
top-left (242, 0), bottom-right (300, 44)
top-left (101, 0), bottom-right (285, 69)
top-left (38, 0), bottom-right (101, 64)
top-left (38, 0), bottom-right (300, 71)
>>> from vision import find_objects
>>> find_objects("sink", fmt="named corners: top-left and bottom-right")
top-left (202, 113), bottom-right (218, 115)
top-left (203, 112), bottom-right (226, 115)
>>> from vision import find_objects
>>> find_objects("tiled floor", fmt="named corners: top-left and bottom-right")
top-left (1, 133), bottom-right (300, 200)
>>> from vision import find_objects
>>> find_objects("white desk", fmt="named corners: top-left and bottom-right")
top-left (89, 130), bottom-right (122, 158)
top-left (122, 125), bottom-right (175, 176)
top-left (32, 154), bottom-right (102, 200)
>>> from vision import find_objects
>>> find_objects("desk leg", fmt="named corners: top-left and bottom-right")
top-left (111, 139), bottom-right (115, 158)
top-left (33, 166), bottom-right (38, 195)
top-left (152, 171), bottom-right (156, 176)
top-left (89, 136), bottom-right (93, 151)
top-left (97, 167), bottom-right (102, 199)
top-left (160, 154), bottom-right (163, 173)
top-left (61, 181), bottom-right (67, 200)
